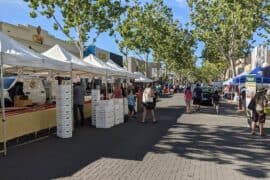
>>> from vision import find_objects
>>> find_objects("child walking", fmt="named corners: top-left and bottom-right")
top-left (127, 90), bottom-right (136, 119)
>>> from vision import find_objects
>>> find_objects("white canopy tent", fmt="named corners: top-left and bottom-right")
top-left (134, 72), bottom-right (153, 83)
top-left (0, 32), bottom-right (71, 72)
top-left (0, 32), bottom-right (73, 155)
top-left (223, 78), bottom-right (233, 86)
top-left (83, 54), bottom-right (121, 77)
top-left (42, 45), bottom-right (106, 76)
top-left (106, 59), bottom-right (136, 79)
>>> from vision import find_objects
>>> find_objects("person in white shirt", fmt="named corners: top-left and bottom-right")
top-left (141, 83), bottom-right (157, 124)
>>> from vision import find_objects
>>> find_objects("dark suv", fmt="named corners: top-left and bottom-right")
top-left (200, 88), bottom-right (213, 105)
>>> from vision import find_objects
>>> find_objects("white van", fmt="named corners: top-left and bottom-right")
top-left (3, 76), bottom-right (47, 105)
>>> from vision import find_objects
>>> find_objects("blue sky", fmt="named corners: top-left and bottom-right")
top-left (0, 0), bottom-right (191, 57)
top-left (0, 0), bottom-right (267, 65)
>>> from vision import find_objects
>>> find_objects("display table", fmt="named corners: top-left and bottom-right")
top-left (0, 102), bottom-right (92, 142)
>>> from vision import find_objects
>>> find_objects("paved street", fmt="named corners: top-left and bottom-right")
top-left (1, 93), bottom-right (270, 180)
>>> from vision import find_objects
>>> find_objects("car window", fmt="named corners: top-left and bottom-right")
top-left (4, 77), bottom-right (16, 89)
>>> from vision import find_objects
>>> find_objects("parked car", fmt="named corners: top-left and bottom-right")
top-left (200, 88), bottom-right (213, 105)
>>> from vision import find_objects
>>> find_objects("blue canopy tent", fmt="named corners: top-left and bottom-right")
top-left (233, 66), bottom-right (270, 84)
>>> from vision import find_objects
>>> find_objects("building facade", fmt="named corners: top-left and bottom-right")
top-left (126, 57), bottom-right (161, 79)
top-left (0, 22), bottom-right (79, 57)
top-left (84, 45), bottom-right (123, 67)
top-left (251, 45), bottom-right (269, 69)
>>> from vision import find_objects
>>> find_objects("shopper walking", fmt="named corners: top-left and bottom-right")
top-left (141, 83), bottom-right (157, 123)
top-left (184, 86), bottom-right (192, 113)
top-left (73, 82), bottom-right (85, 128)
top-left (248, 89), bottom-right (268, 136)
top-left (193, 84), bottom-right (202, 112)
top-left (212, 90), bottom-right (220, 114)
top-left (127, 90), bottom-right (136, 119)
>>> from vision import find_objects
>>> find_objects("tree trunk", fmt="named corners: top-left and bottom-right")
top-left (229, 57), bottom-right (236, 78)
top-left (79, 47), bottom-right (84, 60)
top-left (145, 53), bottom-right (149, 78)
top-left (157, 61), bottom-right (160, 80)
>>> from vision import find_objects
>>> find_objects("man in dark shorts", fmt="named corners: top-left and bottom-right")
top-left (250, 89), bottom-right (268, 136)
top-left (193, 84), bottom-right (202, 111)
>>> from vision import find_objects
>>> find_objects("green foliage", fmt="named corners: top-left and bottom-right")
top-left (188, 0), bottom-right (270, 77)
top-left (117, 0), bottom-right (195, 77)
top-left (24, 0), bottom-right (127, 59)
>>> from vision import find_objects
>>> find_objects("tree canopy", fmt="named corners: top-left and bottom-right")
top-left (188, 0), bottom-right (270, 78)
top-left (24, 0), bottom-right (127, 59)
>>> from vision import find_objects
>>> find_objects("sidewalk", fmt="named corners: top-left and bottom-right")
top-left (0, 93), bottom-right (269, 180)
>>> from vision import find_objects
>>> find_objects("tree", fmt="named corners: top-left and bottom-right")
top-left (24, 0), bottom-right (127, 59)
top-left (188, 0), bottom-right (269, 77)
top-left (117, 0), bottom-right (174, 77)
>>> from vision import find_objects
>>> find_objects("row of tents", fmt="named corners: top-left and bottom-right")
top-left (0, 32), bottom-right (153, 83)
top-left (223, 66), bottom-right (270, 86)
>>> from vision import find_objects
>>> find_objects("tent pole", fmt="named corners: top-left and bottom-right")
top-left (105, 71), bottom-right (108, 99)
top-left (0, 52), bottom-right (7, 155)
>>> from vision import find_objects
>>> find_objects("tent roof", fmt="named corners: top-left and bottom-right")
top-left (42, 44), bottom-right (106, 75)
top-left (83, 54), bottom-right (119, 76)
top-left (250, 66), bottom-right (263, 74)
top-left (106, 59), bottom-right (136, 78)
top-left (134, 72), bottom-right (153, 83)
top-left (0, 32), bottom-right (70, 72)
top-left (223, 78), bottom-right (233, 85)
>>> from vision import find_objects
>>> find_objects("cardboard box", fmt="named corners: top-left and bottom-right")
top-left (14, 96), bottom-right (32, 107)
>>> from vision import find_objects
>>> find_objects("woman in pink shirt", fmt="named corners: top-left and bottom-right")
top-left (184, 86), bottom-right (192, 113)
top-left (113, 84), bottom-right (123, 98)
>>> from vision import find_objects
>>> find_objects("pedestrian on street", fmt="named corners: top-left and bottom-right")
top-left (248, 89), bottom-right (268, 136)
top-left (73, 82), bottom-right (85, 128)
top-left (127, 89), bottom-right (136, 119)
top-left (240, 87), bottom-right (246, 111)
top-left (193, 83), bottom-right (202, 112)
top-left (184, 86), bottom-right (192, 113)
top-left (141, 83), bottom-right (157, 124)
top-left (212, 90), bottom-right (220, 114)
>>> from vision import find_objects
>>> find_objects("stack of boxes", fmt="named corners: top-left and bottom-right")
top-left (114, 98), bottom-right (124, 125)
top-left (56, 84), bottom-right (72, 138)
top-left (124, 98), bottom-right (129, 115)
top-left (95, 100), bottom-right (114, 128)
top-left (91, 89), bottom-right (100, 126)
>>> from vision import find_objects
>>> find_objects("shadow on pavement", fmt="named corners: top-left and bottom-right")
top-left (195, 102), bottom-right (246, 118)
top-left (0, 105), bottom-right (185, 180)
top-left (152, 122), bottom-right (270, 179)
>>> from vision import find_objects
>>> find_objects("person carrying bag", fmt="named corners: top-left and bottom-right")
top-left (141, 83), bottom-right (157, 124)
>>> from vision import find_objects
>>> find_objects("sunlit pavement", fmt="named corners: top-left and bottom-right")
top-left (1, 93), bottom-right (270, 180)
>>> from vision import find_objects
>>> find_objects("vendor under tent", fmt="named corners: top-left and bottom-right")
top-left (134, 72), bottom-right (153, 83)
top-left (42, 45), bottom-right (106, 76)
top-left (0, 32), bottom-right (73, 155)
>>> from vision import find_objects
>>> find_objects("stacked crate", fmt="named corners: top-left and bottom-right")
top-left (124, 98), bottom-right (128, 115)
top-left (114, 98), bottom-right (124, 125)
top-left (56, 84), bottom-right (72, 138)
top-left (91, 89), bottom-right (100, 126)
top-left (96, 100), bottom-right (114, 128)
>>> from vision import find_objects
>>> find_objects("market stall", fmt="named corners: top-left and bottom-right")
top-left (0, 32), bottom-right (74, 154)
